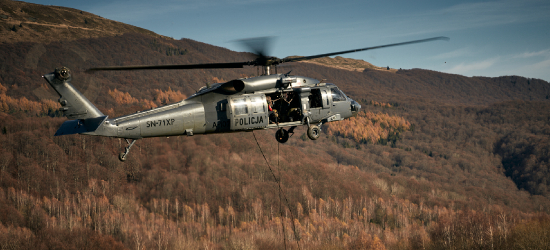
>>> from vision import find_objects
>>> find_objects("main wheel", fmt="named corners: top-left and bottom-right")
top-left (119, 152), bottom-right (127, 162)
top-left (275, 128), bottom-right (289, 143)
top-left (307, 125), bottom-right (321, 140)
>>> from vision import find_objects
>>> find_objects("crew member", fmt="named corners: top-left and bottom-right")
top-left (267, 96), bottom-right (278, 123)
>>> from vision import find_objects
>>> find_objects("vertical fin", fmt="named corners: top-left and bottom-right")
top-left (43, 67), bottom-right (104, 119)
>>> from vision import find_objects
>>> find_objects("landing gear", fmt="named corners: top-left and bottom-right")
top-left (305, 117), bottom-right (322, 140)
top-left (307, 125), bottom-right (321, 140)
top-left (119, 139), bottom-right (137, 162)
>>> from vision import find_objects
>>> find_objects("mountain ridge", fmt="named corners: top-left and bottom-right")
top-left (0, 0), bottom-right (167, 44)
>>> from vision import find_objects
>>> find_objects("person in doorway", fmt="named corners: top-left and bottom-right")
top-left (267, 96), bottom-right (278, 123)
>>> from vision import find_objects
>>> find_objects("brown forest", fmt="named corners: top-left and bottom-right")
top-left (2, 1), bottom-right (550, 249)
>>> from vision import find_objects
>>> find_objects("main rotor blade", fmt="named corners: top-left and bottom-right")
top-left (281, 36), bottom-right (450, 63)
top-left (87, 62), bottom-right (249, 72)
top-left (87, 36), bottom-right (449, 72)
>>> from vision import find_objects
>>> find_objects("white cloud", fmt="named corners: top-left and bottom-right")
top-left (528, 59), bottom-right (550, 70)
top-left (447, 57), bottom-right (499, 75)
top-left (225, 0), bottom-right (290, 4)
top-left (513, 49), bottom-right (550, 59)
top-left (444, 53), bottom-right (550, 81)
top-left (512, 59), bottom-right (550, 80)
top-left (379, 0), bottom-right (550, 38)
top-left (430, 47), bottom-right (473, 60)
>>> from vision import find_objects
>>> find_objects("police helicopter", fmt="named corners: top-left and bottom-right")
top-left (43, 36), bottom-right (448, 161)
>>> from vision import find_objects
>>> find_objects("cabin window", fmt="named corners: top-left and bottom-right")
top-left (250, 96), bottom-right (265, 113)
top-left (331, 87), bottom-right (346, 102)
top-left (233, 98), bottom-right (248, 115)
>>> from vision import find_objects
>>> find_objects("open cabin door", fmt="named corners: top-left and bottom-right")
top-left (227, 94), bottom-right (269, 131)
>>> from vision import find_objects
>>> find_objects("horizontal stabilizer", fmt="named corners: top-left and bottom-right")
top-left (55, 116), bottom-right (108, 136)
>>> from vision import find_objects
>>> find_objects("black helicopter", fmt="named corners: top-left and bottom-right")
top-left (43, 36), bottom-right (448, 161)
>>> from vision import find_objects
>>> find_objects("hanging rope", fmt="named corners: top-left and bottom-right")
top-left (252, 131), bottom-right (301, 250)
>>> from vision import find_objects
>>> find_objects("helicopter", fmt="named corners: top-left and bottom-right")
top-left (43, 36), bottom-right (448, 161)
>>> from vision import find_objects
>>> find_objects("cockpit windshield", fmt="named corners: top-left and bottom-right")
top-left (330, 87), bottom-right (347, 102)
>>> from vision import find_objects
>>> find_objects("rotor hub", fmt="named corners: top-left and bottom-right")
top-left (55, 67), bottom-right (71, 81)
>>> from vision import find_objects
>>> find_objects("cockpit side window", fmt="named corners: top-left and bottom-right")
top-left (331, 87), bottom-right (346, 102)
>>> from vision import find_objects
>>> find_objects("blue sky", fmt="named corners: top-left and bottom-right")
top-left (26, 0), bottom-right (550, 81)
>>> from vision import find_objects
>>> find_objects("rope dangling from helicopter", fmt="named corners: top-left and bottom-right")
top-left (252, 131), bottom-right (301, 250)
top-left (275, 89), bottom-right (288, 249)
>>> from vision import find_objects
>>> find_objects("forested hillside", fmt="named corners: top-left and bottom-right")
top-left (1, 1), bottom-right (550, 249)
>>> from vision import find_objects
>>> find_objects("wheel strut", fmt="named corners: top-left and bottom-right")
top-left (119, 139), bottom-right (137, 162)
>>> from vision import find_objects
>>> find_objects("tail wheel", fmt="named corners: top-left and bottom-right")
top-left (275, 128), bottom-right (289, 143)
top-left (307, 125), bottom-right (321, 140)
top-left (119, 152), bottom-right (127, 162)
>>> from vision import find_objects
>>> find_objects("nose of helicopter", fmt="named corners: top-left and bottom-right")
top-left (350, 99), bottom-right (361, 116)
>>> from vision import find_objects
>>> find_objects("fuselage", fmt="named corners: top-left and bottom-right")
top-left (89, 74), bottom-right (361, 139)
